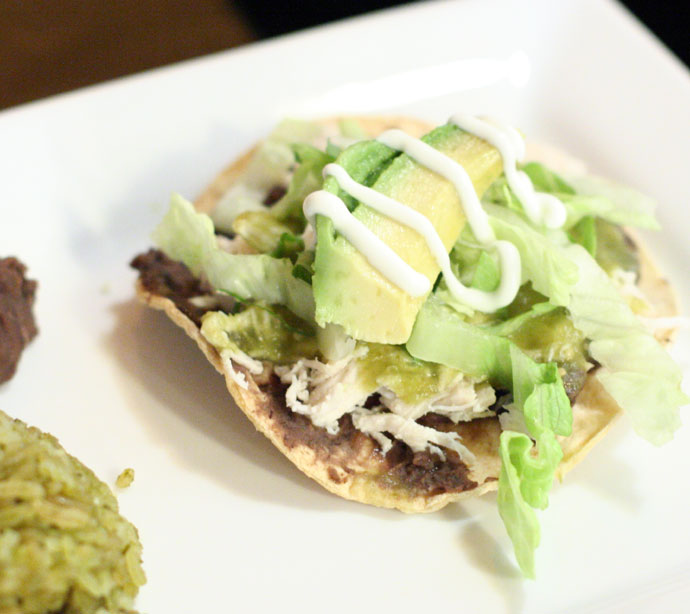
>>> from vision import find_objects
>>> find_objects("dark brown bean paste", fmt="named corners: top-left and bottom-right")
top-left (130, 249), bottom-right (509, 497)
top-left (0, 257), bottom-right (38, 384)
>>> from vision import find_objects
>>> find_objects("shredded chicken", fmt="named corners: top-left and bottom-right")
top-left (274, 346), bottom-right (370, 434)
top-left (378, 379), bottom-right (495, 423)
top-left (274, 346), bottom-right (495, 462)
top-left (221, 348), bottom-right (263, 390)
top-left (352, 409), bottom-right (476, 462)
top-left (188, 293), bottom-right (236, 312)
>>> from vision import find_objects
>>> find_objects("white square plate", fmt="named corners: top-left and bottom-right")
top-left (1, 0), bottom-right (688, 612)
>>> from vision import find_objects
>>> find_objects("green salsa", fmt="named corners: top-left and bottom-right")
top-left (357, 343), bottom-right (461, 405)
top-left (507, 307), bottom-right (587, 369)
top-left (201, 304), bottom-right (318, 365)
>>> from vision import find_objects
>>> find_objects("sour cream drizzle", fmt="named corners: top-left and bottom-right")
top-left (450, 113), bottom-right (567, 228)
top-left (302, 115), bottom-right (566, 312)
top-left (302, 188), bottom-right (430, 296)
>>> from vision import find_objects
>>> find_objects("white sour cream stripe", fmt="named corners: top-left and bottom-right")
top-left (303, 189), bottom-right (431, 297)
top-left (376, 129), bottom-right (496, 243)
top-left (302, 114), bottom-right (566, 312)
top-left (450, 113), bottom-right (567, 229)
top-left (322, 162), bottom-right (522, 313)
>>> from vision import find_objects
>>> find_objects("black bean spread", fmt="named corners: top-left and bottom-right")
top-left (130, 249), bottom-right (547, 497)
top-left (0, 257), bottom-right (38, 384)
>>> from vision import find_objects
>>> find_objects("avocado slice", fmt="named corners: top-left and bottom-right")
top-left (312, 123), bottom-right (503, 343)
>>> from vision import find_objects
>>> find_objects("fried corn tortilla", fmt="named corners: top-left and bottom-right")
top-left (132, 116), bottom-right (679, 513)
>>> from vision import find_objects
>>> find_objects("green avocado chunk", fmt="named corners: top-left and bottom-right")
top-left (312, 123), bottom-right (503, 344)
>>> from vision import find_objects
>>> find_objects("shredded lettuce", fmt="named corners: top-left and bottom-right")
top-left (485, 161), bottom-right (660, 231)
top-left (562, 172), bottom-right (660, 230)
top-left (406, 296), bottom-right (512, 386)
top-left (485, 204), bottom-right (579, 307)
top-left (271, 232), bottom-right (305, 261)
top-left (434, 231), bottom-right (500, 316)
top-left (325, 119), bottom-right (369, 158)
top-left (470, 250), bottom-right (500, 291)
top-left (565, 244), bottom-right (686, 444)
top-left (153, 194), bottom-right (315, 322)
top-left (152, 193), bottom-right (216, 278)
top-left (407, 206), bottom-right (685, 575)
top-left (567, 215), bottom-right (597, 257)
top-left (210, 119), bottom-right (325, 233)
top-left (406, 298), bottom-right (571, 435)
top-left (497, 432), bottom-right (541, 578)
top-left (521, 162), bottom-right (575, 195)
top-left (268, 144), bottom-right (334, 229)
top-left (406, 297), bottom-right (572, 577)
top-left (232, 211), bottom-right (295, 254)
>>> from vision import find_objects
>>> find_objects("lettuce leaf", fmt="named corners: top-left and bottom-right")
top-left (567, 215), bottom-right (597, 257)
top-left (521, 161), bottom-right (576, 195)
top-left (407, 298), bottom-right (572, 577)
top-left (406, 296), bottom-right (513, 386)
top-left (210, 119), bottom-right (325, 233)
top-left (565, 244), bottom-right (686, 444)
top-left (485, 203), bottom-right (579, 307)
top-left (268, 143), bottom-right (334, 229)
top-left (509, 346), bottom-right (571, 494)
top-left (152, 194), bottom-right (315, 322)
top-left (471, 250), bottom-right (500, 291)
top-left (152, 193), bottom-right (216, 278)
top-left (497, 432), bottom-right (541, 579)
top-left (562, 172), bottom-right (660, 230)
top-left (433, 230), bottom-right (500, 317)
top-left (485, 162), bottom-right (660, 231)
top-left (232, 211), bottom-right (296, 254)
top-left (523, 161), bottom-right (660, 230)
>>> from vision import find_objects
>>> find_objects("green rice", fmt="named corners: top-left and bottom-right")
top-left (115, 469), bottom-right (135, 490)
top-left (0, 410), bottom-right (145, 613)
